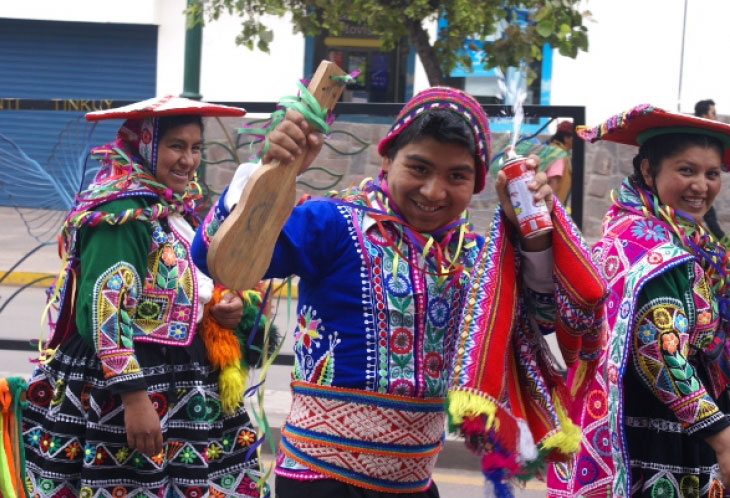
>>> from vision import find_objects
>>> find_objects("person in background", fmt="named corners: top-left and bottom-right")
top-left (696, 99), bottom-right (718, 121)
top-left (545, 120), bottom-right (574, 205)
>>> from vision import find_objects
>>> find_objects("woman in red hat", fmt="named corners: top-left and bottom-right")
top-left (22, 97), bottom-right (270, 497)
top-left (547, 104), bottom-right (730, 497)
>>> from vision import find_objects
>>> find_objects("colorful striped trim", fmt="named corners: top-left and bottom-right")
top-left (280, 381), bottom-right (445, 493)
top-left (279, 436), bottom-right (433, 493)
top-left (282, 425), bottom-right (441, 458)
top-left (290, 381), bottom-right (445, 411)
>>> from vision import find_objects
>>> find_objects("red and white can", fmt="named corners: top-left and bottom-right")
top-left (502, 155), bottom-right (553, 238)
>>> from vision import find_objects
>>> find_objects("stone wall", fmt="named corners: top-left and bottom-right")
top-left (202, 116), bottom-right (730, 245)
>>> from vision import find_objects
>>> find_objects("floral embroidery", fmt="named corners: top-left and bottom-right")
top-left (294, 306), bottom-right (322, 352)
top-left (293, 305), bottom-right (340, 385)
top-left (115, 446), bottom-right (130, 462)
top-left (169, 323), bottom-right (187, 339)
top-left (178, 446), bottom-right (196, 464)
top-left (697, 310), bottom-right (712, 325)
top-left (174, 243), bottom-right (187, 259)
top-left (653, 307), bottom-right (672, 328)
top-left (25, 428), bottom-right (41, 447)
top-left (638, 323), bottom-right (656, 344)
top-left (647, 251), bottom-right (664, 264)
top-left (150, 450), bottom-right (165, 466)
top-left (64, 440), bottom-right (82, 459)
top-left (390, 328), bottom-right (413, 354)
top-left (161, 245), bottom-right (177, 266)
top-left (205, 443), bottom-right (222, 461)
top-left (661, 332), bottom-right (679, 354)
top-left (83, 443), bottom-right (95, 464)
top-left (631, 219), bottom-right (668, 242)
top-left (237, 429), bottom-right (256, 447)
top-left (634, 300), bottom-right (721, 430)
top-left (151, 224), bottom-right (167, 244)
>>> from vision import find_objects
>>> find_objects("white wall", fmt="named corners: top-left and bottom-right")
top-left (551, 0), bottom-right (730, 124)
top-left (1, 0), bottom-right (157, 24)
top-left (1, 0), bottom-right (306, 101)
top-left (197, 13), bottom-right (306, 102)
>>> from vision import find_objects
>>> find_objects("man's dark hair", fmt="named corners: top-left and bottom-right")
top-left (386, 110), bottom-right (476, 160)
top-left (694, 99), bottom-right (716, 117)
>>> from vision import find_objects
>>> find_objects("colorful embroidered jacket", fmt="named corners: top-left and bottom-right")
top-left (547, 195), bottom-right (730, 497)
top-left (49, 197), bottom-right (202, 393)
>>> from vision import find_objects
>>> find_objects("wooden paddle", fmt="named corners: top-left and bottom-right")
top-left (207, 60), bottom-right (347, 290)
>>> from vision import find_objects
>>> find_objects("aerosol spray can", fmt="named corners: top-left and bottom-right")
top-left (502, 153), bottom-right (553, 238)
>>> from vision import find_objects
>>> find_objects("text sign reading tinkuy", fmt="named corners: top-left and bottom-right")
top-left (0, 99), bottom-right (119, 111)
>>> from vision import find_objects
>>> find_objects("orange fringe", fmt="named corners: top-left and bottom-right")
top-left (200, 286), bottom-right (242, 369)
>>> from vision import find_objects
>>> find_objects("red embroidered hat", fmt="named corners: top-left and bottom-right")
top-left (577, 104), bottom-right (730, 165)
top-left (85, 95), bottom-right (246, 121)
top-left (377, 87), bottom-right (491, 193)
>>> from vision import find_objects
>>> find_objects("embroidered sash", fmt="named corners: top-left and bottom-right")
top-left (279, 381), bottom-right (445, 493)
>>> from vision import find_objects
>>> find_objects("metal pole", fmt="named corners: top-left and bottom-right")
top-left (570, 106), bottom-right (586, 230)
top-left (677, 0), bottom-right (688, 112)
top-left (181, 0), bottom-right (203, 100)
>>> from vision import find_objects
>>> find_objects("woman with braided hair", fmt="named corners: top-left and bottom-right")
top-left (547, 105), bottom-right (730, 497)
top-left (22, 97), bottom-right (270, 497)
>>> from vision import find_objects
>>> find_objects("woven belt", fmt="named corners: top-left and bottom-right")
top-left (280, 381), bottom-right (446, 493)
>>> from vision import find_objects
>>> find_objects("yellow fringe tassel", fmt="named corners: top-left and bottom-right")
top-left (541, 397), bottom-right (581, 455)
top-left (219, 363), bottom-right (249, 415)
top-left (201, 287), bottom-right (249, 415)
top-left (447, 390), bottom-right (497, 430)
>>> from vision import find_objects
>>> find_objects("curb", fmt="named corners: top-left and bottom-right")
top-left (0, 271), bottom-right (56, 288)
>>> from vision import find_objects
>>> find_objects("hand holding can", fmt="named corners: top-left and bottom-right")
top-left (502, 155), bottom-right (553, 239)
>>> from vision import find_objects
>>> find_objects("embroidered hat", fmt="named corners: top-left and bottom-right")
top-left (86, 96), bottom-right (245, 175)
top-left (577, 104), bottom-right (730, 165)
top-left (377, 87), bottom-right (491, 193)
top-left (85, 95), bottom-right (246, 121)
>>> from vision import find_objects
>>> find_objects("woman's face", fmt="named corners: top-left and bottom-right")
top-left (155, 122), bottom-right (203, 193)
top-left (641, 144), bottom-right (722, 222)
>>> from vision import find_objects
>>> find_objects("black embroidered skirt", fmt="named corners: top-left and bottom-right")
top-left (23, 333), bottom-right (268, 497)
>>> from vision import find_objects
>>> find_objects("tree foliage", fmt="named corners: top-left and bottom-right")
top-left (187, 0), bottom-right (590, 86)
